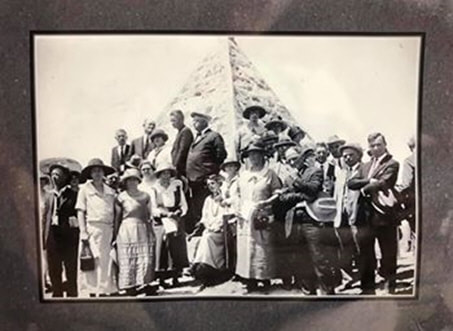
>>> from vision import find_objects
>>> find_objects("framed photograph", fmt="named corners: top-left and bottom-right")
top-left (33, 33), bottom-right (421, 300)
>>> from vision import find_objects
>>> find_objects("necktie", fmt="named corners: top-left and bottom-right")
top-left (144, 136), bottom-right (149, 152)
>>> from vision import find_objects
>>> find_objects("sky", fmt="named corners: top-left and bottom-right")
top-left (35, 35), bottom-right (421, 167)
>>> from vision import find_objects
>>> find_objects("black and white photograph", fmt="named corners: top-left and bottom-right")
top-left (34, 34), bottom-right (421, 299)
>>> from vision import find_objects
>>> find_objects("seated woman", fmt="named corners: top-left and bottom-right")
top-left (192, 174), bottom-right (231, 288)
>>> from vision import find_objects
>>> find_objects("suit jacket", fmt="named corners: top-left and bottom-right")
top-left (348, 153), bottom-right (399, 226)
top-left (171, 125), bottom-right (194, 176)
top-left (42, 186), bottom-right (78, 249)
top-left (111, 144), bottom-right (132, 173)
top-left (279, 165), bottom-right (323, 237)
top-left (131, 135), bottom-right (154, 159)
top-left (186, 128), bottom-right (227, 182)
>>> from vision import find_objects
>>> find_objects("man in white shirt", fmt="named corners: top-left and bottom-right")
top-left (110, 129), bottom-right (132, 174)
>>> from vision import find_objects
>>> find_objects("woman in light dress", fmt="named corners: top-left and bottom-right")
top-left (76, 158), bottom-right (117, 297)
top-left (113, 168), bottom-right (156, 296)
top-left (235, 142), bottom-right (282, 293)
top-left (192, 174), bottom-right (231, 288)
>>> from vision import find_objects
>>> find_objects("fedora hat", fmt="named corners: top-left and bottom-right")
top-left (340, 142), bottom-right (363, 157)
top-left (150, 128), bottom-right (169, 142)
top-left (327, 135), bottom-right (346, 146)
top-left (304, 197), bottom-right (338, 223)
top-left (120, 168), bottom-right (142, 184)
top-left (260, 130), bottom-right (279, 145)
top-left (242, 106), bottom-right (266, 120)
top-left (274, 139), bottom-right (297, 149)
top-left (154, 163), bottom-right (177, 178)
top-left (191, 112), bottom-right (212, 122)
top-left (81, 158), bottom-right (115, 181)
top-left (220, 158), bottom-right (241, 171)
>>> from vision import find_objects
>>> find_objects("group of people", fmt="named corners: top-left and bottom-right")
top-left (39, 106), bottom-right (416, 297)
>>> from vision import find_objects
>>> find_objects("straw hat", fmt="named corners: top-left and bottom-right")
top-left (220, 158), bottom-right (241, 171)
top-left (340, 143), bottom-right (363, 158)
top-left (274, 139), bottom-right (297, 149)
top-left (327, 135), bottom-right (346, 146)
top-left (80, 158), bottom-right (115, 181)
top-left (154, 163), bottom-right (177, 178)
top-left (120, 168), bottom-right (142, 184)
top-left (150, 128), bottom-right (169, 142)
top-left (191, 112), bottom-right (212, 122)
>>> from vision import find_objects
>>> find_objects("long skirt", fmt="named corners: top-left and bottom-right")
top-left (236, 218), bottom-right (276, 280)
top-left (78, 222), bottom-right (116, 296)
top-left (193, 230), bottom-right (226, 269)
top-left (153, 224), bottom-right (189, 279)
top-left (116, 218), bottom-right (155, 290)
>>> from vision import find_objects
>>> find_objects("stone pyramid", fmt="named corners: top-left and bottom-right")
top-left (156, 37), bottom-right (307, 157)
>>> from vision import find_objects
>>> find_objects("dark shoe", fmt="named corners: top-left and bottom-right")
top-left (172, 277), bottom-right (181, 288)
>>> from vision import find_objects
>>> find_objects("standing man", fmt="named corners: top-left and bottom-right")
top-left (185, 112), bottom-right (227, 233)
top-left (111, 129), bottom-right (132, 174)
top-left (42, 163), bottom-right (79, 297)
top-left (348, 132), bottom-right (399, 294)
top-left (131, 118), bottom-right (155, 159)
top-left (333, 143), bottom-right (363, 285)
top-left (170, 110), bottom-right (194, 177)
top-left (315, 142), bottom-right (336, 196)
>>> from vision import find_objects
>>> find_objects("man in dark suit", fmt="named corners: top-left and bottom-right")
top-left (170, 110), bottom-right (194, 177)
top-left (280, 145), bottom-right (340, 295)
top-left (131, 118), bottom-right (155, 159)
top-left (185, 112), bottom-right (227, 233)
top-left (42, 163), bottom-right (79, 297)
top-left (348, 132), bottom-right (400, 294)
top-left (110, 128), bottom-right (132, 174)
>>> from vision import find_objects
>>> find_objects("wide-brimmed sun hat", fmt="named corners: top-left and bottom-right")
top-left (220, 158), bottom-right (241, 171)
top-left (274, 139), bottom-right (297, 149)
top-left (126, 154), bottom-right (143, 169)
top-left (120, 168), bottom-right (142, 184)
top-left (242, 106), bottom-right (266, 120)
top-left (242, 141), bottom-right (266, 158)
top-left (81, 158), bottom-right (115, 181)
top-left (264, 116), bottom-right (288, 131)
top-left (150, 128), bottom-right (169, 142)
top-left (154, 163), bottom-right (177, 178)
top-left (48, 162), bottom-right (70, 176)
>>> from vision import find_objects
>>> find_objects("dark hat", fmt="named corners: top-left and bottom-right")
top-left (49, 162), bottom-right (70, 176)
top-left (220, 158), bottom-right (241, 171)
top-left (191, 112), bottom-right (212, 122)
top-left (242, 141), bottom-right (266, 157)
top-left (150, 128), bottom-right (169, 142)
top-left (243, 106), bottom-right (266, 120)
top-left (81, 158), bottom-right (115, 181)
top-left (120, 168), bottom-right (142, 184)
top-left (288, 126), bottom-right (306, 140)
top-left (340, 143), bottom-right (363, 157)
top-left (265, 116), bottom-right (287, 131)
top-left (126, 154), bottom-right (143, 169)
top-left (260, 130), bottom-right (279, 145)
top-left (327, 135), bottom-right (346, 146)
top-left (154, 163), bottom-right (177, 178)
top-left (274, 139), bottom-right (297, 149)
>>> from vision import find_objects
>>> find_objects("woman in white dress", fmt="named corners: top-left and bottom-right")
top-left (147, 129), bottom-right (171, 170)
top-left (76, 158), bottom-right (117, 297)
top-left (192, 174), bottom-right (231, 287)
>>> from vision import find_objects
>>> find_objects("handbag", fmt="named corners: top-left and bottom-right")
top-left (252, 207), bottom-right (272, 230)
top-left (80, 240), bottom-right (95, 271)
